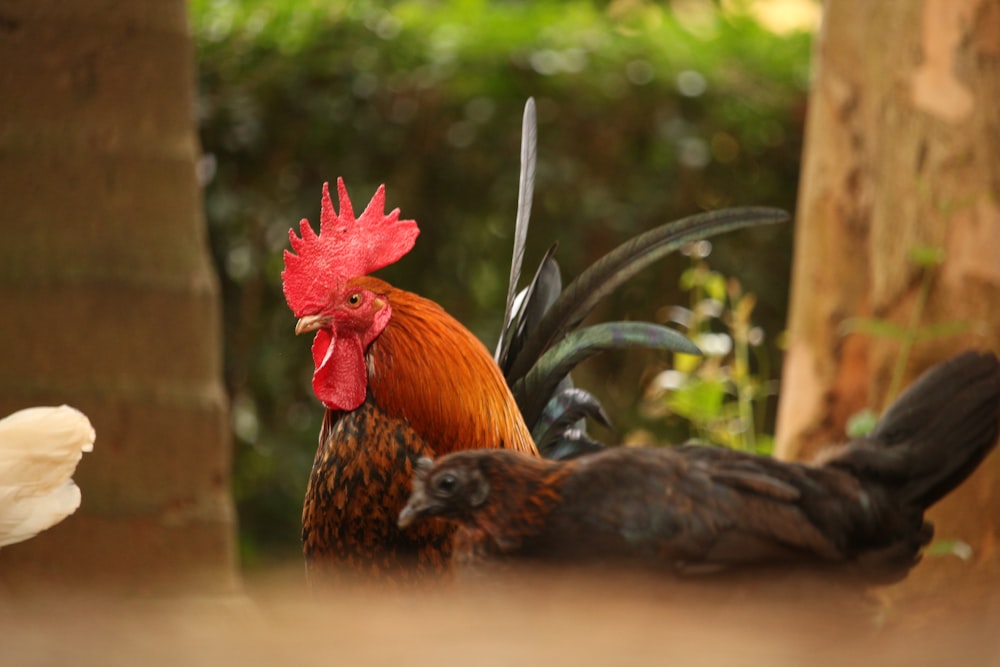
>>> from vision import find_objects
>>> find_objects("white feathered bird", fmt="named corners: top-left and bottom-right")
top-left (0, 405), bottom-right (94, 548)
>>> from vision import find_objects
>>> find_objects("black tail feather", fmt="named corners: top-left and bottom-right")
top-left (831, 351), bottom-right (1000, 510)
top-left (497, 246), bottom-right (561, 375)
top-left (496, 97), bottom-right (538, 359)
top-left (495, 98), bottom-right (789, 460)
top-left (533, 386), bottom-right (612, 452)
top-left (504, 205), bottom-right (789, 384)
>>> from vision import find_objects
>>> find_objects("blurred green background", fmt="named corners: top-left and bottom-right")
top-left (190, 0), bottom-right (815, 565)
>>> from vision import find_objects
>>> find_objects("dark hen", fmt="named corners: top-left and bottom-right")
top-left (400, 351), bottom-right (1000, 583)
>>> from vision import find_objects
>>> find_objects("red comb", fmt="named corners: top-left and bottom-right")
top-left (282, 178), bottom-right (419, 317)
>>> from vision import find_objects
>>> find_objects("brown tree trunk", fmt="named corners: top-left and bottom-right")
top-left (0, 1), bottom-right (237, 591)
top-left (776, 0), bottom-right (1000, 574)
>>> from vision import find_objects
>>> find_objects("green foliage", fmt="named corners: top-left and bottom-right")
top-left (190, 0), bottom-right (809, 561)
top-left (845, 408), bottom-right (878, 438)
top-left (640, 248), bottom-right (776, 454)
top-left (924, 538), bottom-right (973, 561)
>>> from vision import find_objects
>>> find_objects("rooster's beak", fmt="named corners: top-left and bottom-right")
top-left (295, 314), bottom-right (332, 335)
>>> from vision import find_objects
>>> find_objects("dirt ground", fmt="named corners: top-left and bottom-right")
top-left (4, 559), bottom-right (999, 667)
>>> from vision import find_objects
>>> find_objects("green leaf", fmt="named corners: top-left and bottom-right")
top-left (909, 245), bottom-right (946, 268)
top-left (913, 320), bottom-right (979, 342)
top-left (925, 538), bottom-right (973, 561)
top-left (666, 377), bottom-right (728, 422)
top-left (705, 271), bottom-right (728, 302)
top-left (679, 267), bottom-right (698, 291)
top-left (846, 408), bottom-right (878, 437)
top-left (752, 433), bottom-right (775, 456)
top-left (674, 352), bottom-right (703, 374)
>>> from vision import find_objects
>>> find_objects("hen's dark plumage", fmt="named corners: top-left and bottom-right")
top-left (399, 351), bottom-right (1000, 583)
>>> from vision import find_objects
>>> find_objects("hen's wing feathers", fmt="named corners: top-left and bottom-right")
top-left (705, 468), bottom-right (802, 502)
top-left (552, 448), bottom-right (854, 569)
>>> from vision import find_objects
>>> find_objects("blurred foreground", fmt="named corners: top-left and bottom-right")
top-left (5, 563), bottom-right (999, 666)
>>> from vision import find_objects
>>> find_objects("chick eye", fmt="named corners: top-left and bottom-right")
top-left (433, 473), bottom-right (458, 496)
top-left (347, 293), bottom-right (362, 307)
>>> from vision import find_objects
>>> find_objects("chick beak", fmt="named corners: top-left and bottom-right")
top-left (295, 314), bottom-right (332, 335)
top-left (397, 496), bottom-right (429, 529)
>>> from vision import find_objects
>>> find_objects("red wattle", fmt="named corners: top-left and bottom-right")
top-left (311, 330), bottom-right (368, 411)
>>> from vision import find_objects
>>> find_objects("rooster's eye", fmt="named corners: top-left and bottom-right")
top-left (347, 293), bottom-right (362, 307)
top-left (433, 473), bottom-right (458, 496)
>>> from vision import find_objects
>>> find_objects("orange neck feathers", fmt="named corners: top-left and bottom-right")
top-left (353, 276), bottom-right (538, 458)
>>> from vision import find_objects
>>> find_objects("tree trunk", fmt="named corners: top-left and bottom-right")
top-left (0, 0), bottom-right (237, 591)
top-left (776, 0), bottom-right (1000, 573)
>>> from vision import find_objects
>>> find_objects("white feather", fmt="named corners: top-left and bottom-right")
top-left (0, 405), bottom-right (95, 548)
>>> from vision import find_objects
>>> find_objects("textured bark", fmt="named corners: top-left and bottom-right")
top-left (777, 0), bottom-right (1000, 571)
top-left (0, 0), bottom-right (237, 590)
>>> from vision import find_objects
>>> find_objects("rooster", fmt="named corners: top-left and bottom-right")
top-left (399, 351), bottom-right (1000, 583)
top-left (0, 405), bottom-right (94, 548)
top-left (284, 101), bottom-right (788, 582)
